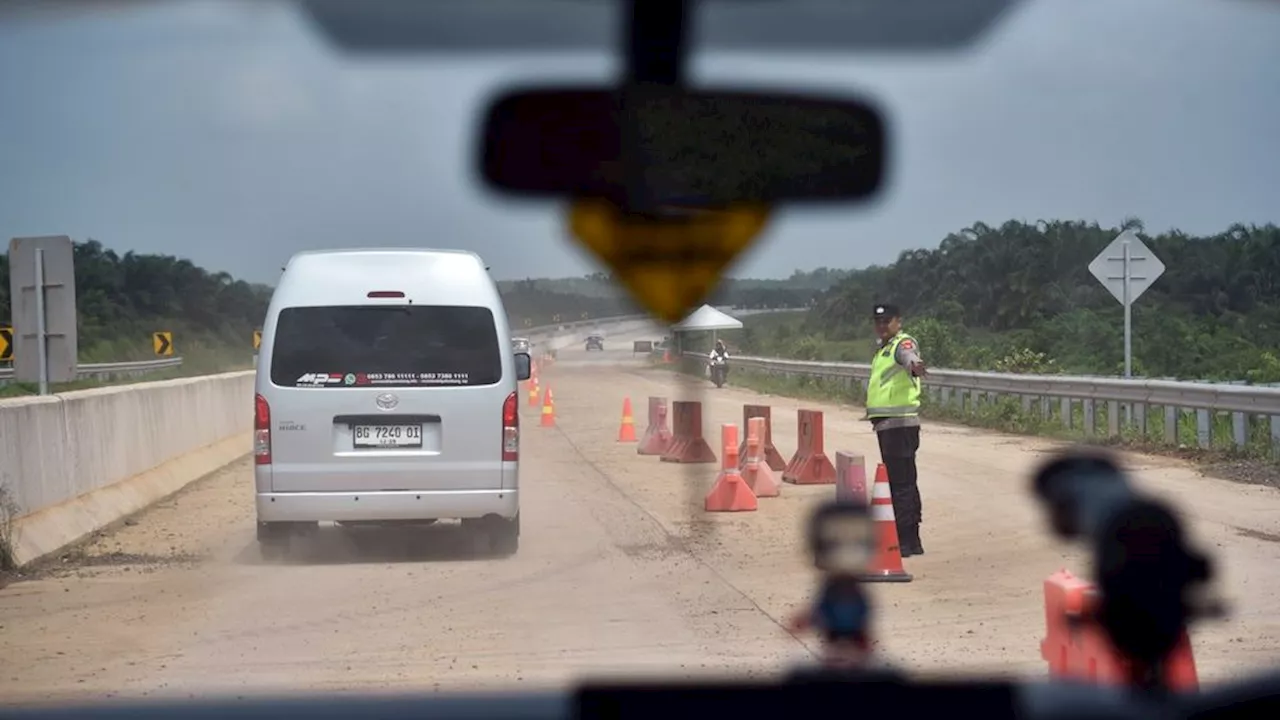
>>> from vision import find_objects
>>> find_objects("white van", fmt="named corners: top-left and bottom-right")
top-left (253, 248), bottom-right (531, 558)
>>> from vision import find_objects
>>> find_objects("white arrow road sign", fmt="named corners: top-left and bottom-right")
top-left (1088, 229), bottom-right (1166, 306)
top-left (1087, 228), bottom-right (1166, 379)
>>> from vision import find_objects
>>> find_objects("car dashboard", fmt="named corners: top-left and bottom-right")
top-left (3, 672), bottom-right (1275, 720)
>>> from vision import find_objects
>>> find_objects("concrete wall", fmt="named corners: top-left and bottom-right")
top-left (0, 371), bottom-right (254, 566)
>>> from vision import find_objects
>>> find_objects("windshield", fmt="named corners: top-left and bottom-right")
top-left (1, 0), bottom-right (1279, 706)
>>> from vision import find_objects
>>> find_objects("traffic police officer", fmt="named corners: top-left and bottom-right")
top-left (865, 303), bottom-right (927, 557)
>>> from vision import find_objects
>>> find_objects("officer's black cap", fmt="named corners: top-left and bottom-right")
top-left (872, 303), bottom-right (901, 319)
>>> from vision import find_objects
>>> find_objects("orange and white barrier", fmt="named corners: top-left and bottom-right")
top-left (742, 417), bottom-right (780, 498)
top-left (737, 404), bottom-right (787, 472)
top-left (705, 424), bottom-right (757, 512)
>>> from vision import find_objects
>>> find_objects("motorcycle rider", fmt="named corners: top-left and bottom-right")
top-left (708, 340), bottom-right (730, 382)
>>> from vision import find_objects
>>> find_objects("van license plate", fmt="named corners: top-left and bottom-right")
top-left (353, 424), bottom-right (423, 448)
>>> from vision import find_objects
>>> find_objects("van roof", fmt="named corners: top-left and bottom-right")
top-left (286, 247), bottom-right (486, 264)
top-left (273, 248), bottom-right (501, 308)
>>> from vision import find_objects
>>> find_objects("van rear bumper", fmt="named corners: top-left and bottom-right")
top-left (256, 489), bottom-right (518, 523)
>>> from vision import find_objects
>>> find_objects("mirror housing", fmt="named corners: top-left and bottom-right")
top-left (514, 352), bottom-right (532, 382)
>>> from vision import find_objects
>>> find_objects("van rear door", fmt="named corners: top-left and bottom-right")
top-left (264, 304), bottom-right (511, 493)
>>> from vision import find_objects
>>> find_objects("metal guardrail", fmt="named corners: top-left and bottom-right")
top-left (695, 353), bottom-right (1280, 453)
top-left (0, 357), bottom-right (185, 385)
top-left (0, 314), bottom-right (651, 388)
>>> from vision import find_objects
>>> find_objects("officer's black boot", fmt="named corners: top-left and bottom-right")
top-left (899, 523), bottom-right (923, 557)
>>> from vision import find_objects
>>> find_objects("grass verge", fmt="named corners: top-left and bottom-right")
top-left (0, 343), bottom-right (253, 399)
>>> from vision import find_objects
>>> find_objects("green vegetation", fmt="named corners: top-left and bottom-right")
top-left (663, 219), bottom-right (1280, 472)
top-left (1, 243), bottom-right (831, 396)
top-left (497, 274), bottom-right (641, 328)
top-left (726, 219), bottom-right (1280, 384)
top-left (500, 267), bottom-right (840, 315)
top-left (0, 240), bottom-right (270, 395)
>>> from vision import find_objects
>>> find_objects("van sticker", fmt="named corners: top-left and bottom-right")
top-left (292, 372), bottom-right (472, 387)
top-left (364, 372), bottom-right (471, 386)
top-left (295, 372), bottom-right (343, 386)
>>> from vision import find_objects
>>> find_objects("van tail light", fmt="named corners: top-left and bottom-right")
top-left (502, 391), bottom-right (519, 462)
top-left (255, 393), bottom-right (272, 465)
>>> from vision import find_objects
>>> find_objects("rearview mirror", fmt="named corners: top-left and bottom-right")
top-left (479, 86), bottom-right (885, 210)
top-left (514, 352), bottom-right (532, 382)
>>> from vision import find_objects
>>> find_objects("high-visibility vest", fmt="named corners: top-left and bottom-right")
top-left (866, 332), bottom-right (921, 419)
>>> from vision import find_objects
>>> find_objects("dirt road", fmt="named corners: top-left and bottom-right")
top-left (2, 324), bottom-right (1278, 704)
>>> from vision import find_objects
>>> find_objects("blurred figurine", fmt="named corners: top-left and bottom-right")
top-left (788, 501), bottom-right (878, 670)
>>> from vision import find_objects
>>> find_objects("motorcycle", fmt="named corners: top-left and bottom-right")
top-left (708, 354), bottom-right (729, 388)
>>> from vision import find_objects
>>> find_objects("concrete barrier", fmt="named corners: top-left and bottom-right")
top-left (0, 370), bottom-right (253, 567)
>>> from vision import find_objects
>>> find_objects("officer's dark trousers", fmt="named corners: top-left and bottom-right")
top-left (875, 425), bottom-right (923, 555)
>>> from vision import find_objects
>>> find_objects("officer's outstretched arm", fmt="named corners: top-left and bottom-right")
top-left (895, 336), bottom-right (927, 377)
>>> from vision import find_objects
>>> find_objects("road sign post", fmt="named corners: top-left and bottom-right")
top-left (1087, 228), bottom-right (1166, 380)
top-left (8, 236), bottom-right (78, 393)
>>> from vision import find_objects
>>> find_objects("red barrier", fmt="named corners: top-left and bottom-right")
top-left (705, 424), bottom-right (758, 512)
top-left (835, 451), bottom-right (868, 505)
top-left (736, 405), bottom-right (787, 472)
top-left (637, 396), bottom-right (673, 455)
top-left (782, 409), bottom-right (836, 485)
top-left (1040, 569), bottom-right (1199, 689)
top-left (660, 401), bottom-right (718, 464)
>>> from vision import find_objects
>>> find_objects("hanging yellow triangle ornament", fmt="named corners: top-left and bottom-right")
top-left (567, 200), bottom-right (772, 324)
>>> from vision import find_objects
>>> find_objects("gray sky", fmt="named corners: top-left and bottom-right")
top-left (0, 0), bottom-right (1277, 285)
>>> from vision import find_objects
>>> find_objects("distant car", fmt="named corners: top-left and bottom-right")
top-left (511, 337), bottom-right (531, 354)
top-left (585, 335), bottom-right (605, 351)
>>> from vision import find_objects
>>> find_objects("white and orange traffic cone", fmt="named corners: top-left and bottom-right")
top-left (861, 463), bottom-right (912, 583)
top-left (618, 397), bottom-right (637, 443)
top-left (540, 387), bottom-right (556, 428)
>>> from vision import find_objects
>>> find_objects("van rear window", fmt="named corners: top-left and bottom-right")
top-left (269, 305), bottom-right (502, 388)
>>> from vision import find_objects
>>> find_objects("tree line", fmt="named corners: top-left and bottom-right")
top-left (0, 239), bottom-right (273, 364)
top-left (511, 268), bottom-right (839, 312)
top-left (0, 243), bottom-right (708, 363)
top-left (740, 219), bottom-right (1280, 383)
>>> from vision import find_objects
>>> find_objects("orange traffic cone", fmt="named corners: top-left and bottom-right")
top-left (540, 387), bottom-right (556, 428)
top-left (618, 397), bottom-right (637, 442)
top-left (705, 424), bottom-right (758, 512)
top-left (861, 463), bottom-right (912, 583)
top-left (528, 378), bottom-right (540, 408)
top-left (742, 417), bottom-right (780, 498)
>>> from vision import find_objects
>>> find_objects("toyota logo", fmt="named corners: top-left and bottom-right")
top-left (375, 393), bottom-right (399, 410)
